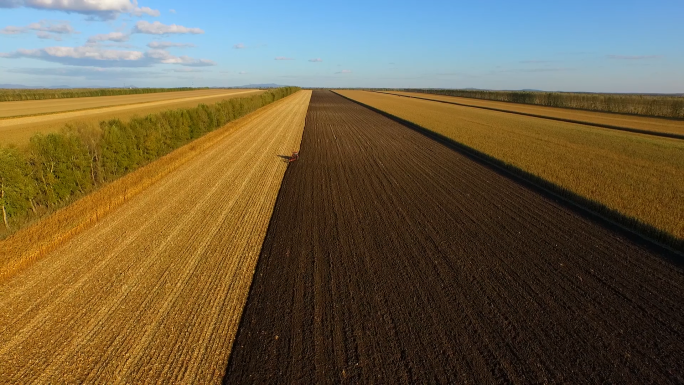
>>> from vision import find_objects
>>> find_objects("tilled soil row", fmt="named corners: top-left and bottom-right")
top-left (224, 90), bottom-right (684, 384)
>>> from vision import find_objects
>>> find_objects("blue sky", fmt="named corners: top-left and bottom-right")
top-left (0, 0), bottom-right (682, 92)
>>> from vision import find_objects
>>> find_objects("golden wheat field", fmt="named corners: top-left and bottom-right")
top-left (336, 90), bottom-right (684, 241)
top-left (0, 89), bottom-right (263, 145)
top-left (0, 90), bottom-right (311, 384)
top-left (380, 91), bottom-right (684, 137)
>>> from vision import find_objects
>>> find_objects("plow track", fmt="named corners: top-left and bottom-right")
top-left (225, 90), bottom-right (684, 383)
top-left (0, 91), bottom-right (311, 384)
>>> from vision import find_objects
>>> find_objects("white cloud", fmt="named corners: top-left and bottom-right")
top-left (0, 26), bottom-right (25, 34)
top-left (147, 41), bottom-right (195, 49)
top-left (133, 21), bottom-right (203, 35)
top-left (36, 31), bottom-right (63, 40)
top-left (87, 32), bottom-right (129, 44)
top-left (275, 56), bottom-right (293, 60)
top-left (169, 8), bottom-right (176, 13)
top-left (309, 58), bottom-right (323, 62)
top-left (0, 44), bottom-right (215, 67)
top-left (238, 71), bottom-right (247, 74)
top-left (145, 49), bottom-right (215, 66)
top-left (233, 43), bottom-right (245, 49)
top-left (0, 46), bottom-right (144, 67)
top-left (130, 6), bottom-right (159, 17)
top-left (1, 20), bottom-right (77, 36)
top-left (28, 20), bottom-right (75, 34)
top-left (336, 69), bottom-right (352, 74)
top-left (0, 0), bottom-right (160, 20)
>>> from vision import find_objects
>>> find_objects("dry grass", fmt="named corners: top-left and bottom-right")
top-left (0, 90), bottom-right (310, 383)
top-left (336, 90), bottom-right (684, 242)
top-left (0, 89), bottom-right (263, 145)
top-left (381, 91), bottom-right (684, 138)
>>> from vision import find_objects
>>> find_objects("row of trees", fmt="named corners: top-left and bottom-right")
top-left (407, 89), bottom-right (684, 119)
top-left (0, 87), bottom-right (300, 235)
top-left (0, 87), bottom-right (211, 102)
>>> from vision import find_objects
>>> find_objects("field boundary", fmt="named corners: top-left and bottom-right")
top-left (0, 87), bottom-right (211, 102)
top-left (0, 92), bottom-right (301, 282)
top-left (333, 90), bottom-right (684, 259)
top-left (377, 91), bottom-right (684, 140)
top-left (0, 90), bottom-right (262, 121)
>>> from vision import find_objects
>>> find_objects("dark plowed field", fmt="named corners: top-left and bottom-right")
top-left (224, 90), bottom-right (684, 383)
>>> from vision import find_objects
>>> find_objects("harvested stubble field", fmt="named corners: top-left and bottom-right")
top-left (0, 90), bottom-right (311, 383)
top-left (224, 90), bottom-right (684, 383)
top-left (380, 90), bottom-right (684, 138)
top-left (335, 90), bottom-right (684, 243)
top-left (0, 89), bottom-right (263, 145)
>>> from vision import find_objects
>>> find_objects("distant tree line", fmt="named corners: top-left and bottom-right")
top-left (0, 87), bottom-right (212, 102)
top-left (405, 89), bottom-right (684, 119)
top-left (0, 87), bottom-right (300, 236)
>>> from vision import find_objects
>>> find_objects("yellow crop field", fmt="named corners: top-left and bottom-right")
top-left (0, 89), bottom-right (263, 145)
top-left (381, 91), bottom-right (684, 138)
top-left (0, 90), bottom-right (311, 383)
top-left (335, 90), bottom-right (684, 242)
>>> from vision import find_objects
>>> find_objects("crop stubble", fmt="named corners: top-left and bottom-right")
top-left (380, 90), bottom-right (684, 137)
top-left (0, 90), bottom-right (311, 383)
top-left (0, 89), bottom-right (263, 145)
top-left (225, 91), bottom-right (684, 383)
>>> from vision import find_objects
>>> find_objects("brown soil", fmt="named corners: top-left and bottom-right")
top-left (224, 90), bottom-right (684, 383)
top-left (336, 90), bottom-right (684, 244)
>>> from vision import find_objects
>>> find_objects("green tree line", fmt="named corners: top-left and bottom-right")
top-left (405, 89), bottom-right (684, 119)
top-left (0, 87), bottom-right (300, 235)
top-left (0, 87), bottom-right (212, 102)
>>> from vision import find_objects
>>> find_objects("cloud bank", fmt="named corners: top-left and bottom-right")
top-left (133, 21), bottom-right (203, 35)
top-left (0, 0), bottom-right (160, 20)
top-left (0, 45), bottom-right (215, 67)
top-left (1, 20), bottom-right (77, 40)
top-left (87, 32), bottom-right (129, 44)
top-left (147, 41), bottom-right (196, 49)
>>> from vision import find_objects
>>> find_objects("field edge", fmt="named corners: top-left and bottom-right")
top-left (332, 90), bottom-right (684, 258)
top-left (377, 91), bottom-right (684, 139)
top-left (0, 91), bottom-right (305, 282)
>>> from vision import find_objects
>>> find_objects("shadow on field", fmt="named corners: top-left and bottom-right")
top-left (334, 91), bottom-right (684, 266)
top-left (276, 154), bottom-right (292, 163)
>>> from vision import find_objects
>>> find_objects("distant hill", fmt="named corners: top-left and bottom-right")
top-left (0, 84), bottom-right (34, 89)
